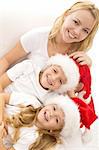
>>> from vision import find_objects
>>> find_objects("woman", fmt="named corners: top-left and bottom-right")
top-left (0, 1), bottom-right (98, 77)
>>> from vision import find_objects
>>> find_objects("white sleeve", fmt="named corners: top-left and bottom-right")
top-left (20, 28), bottom-right (41, 53)
top-left (13, 127), bottom-right (38, 150)
top-left (20, 26), bottom-right (50, 54)
top-left (9, 92), bottom-right (42, 108)
top-left (7, 59), bottom-right (33, 81)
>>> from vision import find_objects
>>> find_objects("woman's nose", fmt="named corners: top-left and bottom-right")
top-left (74, 27), bottom-right (81, 38)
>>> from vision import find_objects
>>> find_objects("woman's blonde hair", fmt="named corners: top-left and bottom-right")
top-left (49, 1), bottom-right (99, 53)
top-left (7, 105), bottom-right (62, 150)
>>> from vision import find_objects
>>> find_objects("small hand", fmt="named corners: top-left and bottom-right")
top-left (69, 51), bottom-right (92, 67)
top-left (75, 82), bottom-right (84, 92)
top-left (67, 90), bottom-right (76, 98)
top-left (67, 82), bottom-right (84, 98)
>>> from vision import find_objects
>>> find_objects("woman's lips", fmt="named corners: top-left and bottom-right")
top-left (68, 30), bottom-right (76, 39)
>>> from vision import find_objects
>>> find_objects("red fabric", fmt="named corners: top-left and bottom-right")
top-left (71, 59), bottom-right (98, 128)
top-left (76, 63), bottom-right (96, 118)
top-left (72, 97), bottom-right (98, 129)
top-left (78, 64), bottom-right (91, 99)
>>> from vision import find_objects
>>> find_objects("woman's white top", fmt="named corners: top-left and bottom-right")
top-left (20, 26), bottom-right (51, 61)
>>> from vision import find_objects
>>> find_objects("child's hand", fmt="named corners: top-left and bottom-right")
top-left (75, 82), bottom-right (84, 93)
top-left (67, 90), bottom-right (76, 98)
top-left (69, 51), bottom-right (92, 67)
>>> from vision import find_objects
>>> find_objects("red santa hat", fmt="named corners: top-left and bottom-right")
top-left (44, 54), bottom-right (80, 94)
top-left (74, 62), bottom-right (91, 99)
top-left (44, 94), bottom-right (80, 138)
top-left (69, 60), bottom-right (98, 129)
top-left (72, 97), bottom-right (98, 129)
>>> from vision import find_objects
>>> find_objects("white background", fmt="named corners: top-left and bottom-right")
top-left (0, 0), bottom-right (99, 114)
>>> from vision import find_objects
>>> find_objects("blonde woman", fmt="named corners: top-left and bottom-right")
top-left (0, 1), bottom-right (99, 78)
top-left (0, 92), bottom-right (80, 150)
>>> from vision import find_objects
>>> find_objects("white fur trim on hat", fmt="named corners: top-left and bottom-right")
top-left (44, 94), bottom-right (80, 138)
top-left (45, 54), bottom-right (80, 94)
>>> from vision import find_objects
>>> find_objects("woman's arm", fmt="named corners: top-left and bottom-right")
top-left (0, 93), bottom-right (13, 150)
top-left (0, 73), bottom-right (12, 92)
top-left (0, 139), bottom-right (15, 150)
top-left (0, 141), bottom-right (15, 150)
top-left (0, 93), bottom-right (10, 124)
top-left (0, 122), bottom-right (6, 150)
top-left (0, 41), bottom-right (27, 76)
top-left (9, 148), bottom-right (15, 150)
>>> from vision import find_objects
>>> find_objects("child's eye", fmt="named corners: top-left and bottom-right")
top-left (60, 80), bottom-right (62, 84)
top-left (53, 106), bottom-right (56, 111)
top-left (53, 69), bottom-right (57, 73)
top-left (56, 118), bottom-right (59, 123)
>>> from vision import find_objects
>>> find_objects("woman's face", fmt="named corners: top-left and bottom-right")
top-left (40, 65), bottom-right (67, 91)
top-left (36, 104), bottom-right (64, 130)
top-left (60, 9), bottom-right (96, 43)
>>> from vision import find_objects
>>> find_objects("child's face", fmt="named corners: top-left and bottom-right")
top-left (60, 9), bottom-right (96, 43)
top-left (40, 65), bottom-right (67, 91)
top-left (36, 104), bottom-right (64, 131)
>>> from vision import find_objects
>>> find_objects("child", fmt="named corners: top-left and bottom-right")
top-left (0, 92), bottom-right (80, 150)
top-left (0, 54), bottom-right (80, 101)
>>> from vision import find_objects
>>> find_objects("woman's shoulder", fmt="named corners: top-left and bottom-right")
top-left (20, 26), bottom-right (51, 51)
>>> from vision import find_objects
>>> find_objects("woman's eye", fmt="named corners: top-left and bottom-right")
top-left (83, 29), bottom-right (89, 34)
top-left (73, 20), bottom-right (79, 25)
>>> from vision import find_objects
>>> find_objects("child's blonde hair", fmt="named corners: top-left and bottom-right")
top-left (7, 105), bottom-right (62, 150)
top-left (49, 1), bottom-right (99, 54)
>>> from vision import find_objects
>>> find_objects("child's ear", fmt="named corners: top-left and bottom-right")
top-left (49, 130), bottom-right (52, 133)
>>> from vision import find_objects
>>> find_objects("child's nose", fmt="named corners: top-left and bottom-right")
top-left (50, 111), bottom-right (58, 118)
top-left (52, 75), bottom-right (59, 81)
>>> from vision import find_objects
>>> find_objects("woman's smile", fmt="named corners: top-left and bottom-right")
top-left (68, 30), bottom-right (77, 39)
